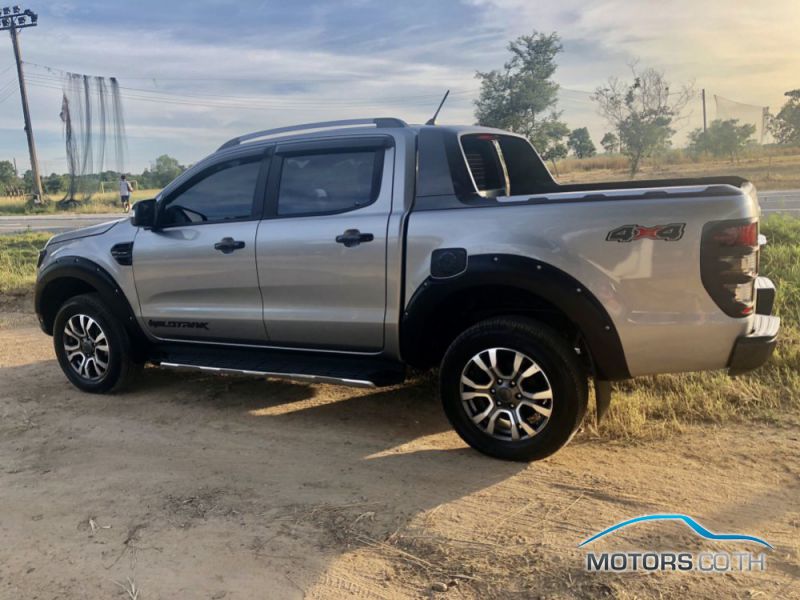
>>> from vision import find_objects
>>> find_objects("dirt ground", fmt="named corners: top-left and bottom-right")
top-left (1, 308), bottom-right (798, 599)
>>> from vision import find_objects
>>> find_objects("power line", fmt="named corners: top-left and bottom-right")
top-left (25, 81), bottom-right (459, 113)
top-left (24, 70), bottom-right (480, 107)
top-left (0, 82), bottom-right (16, 101)
top-left (559, 87), bottom-right (594, 96)
top-left (25, 60), bottom-right (483, 89)
top-left (23, 73), bottom-right (478, 112)
top-left (23, 60), bottom-right (394, 83)
top-left (0, 76), bottom-right (16, 94)
top-left (0, 89), bottom-right (16, 103)
top-left (27, 79), bottom-right (463, 107)
top-left (23, 60), bottom-right (483, 103)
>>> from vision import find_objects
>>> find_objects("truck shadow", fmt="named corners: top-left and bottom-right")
top-left (5, 355), bottom-right (796, 597)
top-left (0, 359), bottom-right (543, 597)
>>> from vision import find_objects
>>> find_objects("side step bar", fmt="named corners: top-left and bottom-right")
top-left (150, 343), bottom-right (406, 388)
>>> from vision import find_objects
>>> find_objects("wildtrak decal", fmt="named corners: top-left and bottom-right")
top-left (606, 223), bottom-right (686, 243)
top-left (148, 319), bottom-right (209, 330)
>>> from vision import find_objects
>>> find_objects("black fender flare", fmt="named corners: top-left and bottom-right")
top-left (400, 253), bottom-right (630, 381)
top-left (35, 256), bottom-right (147, 355)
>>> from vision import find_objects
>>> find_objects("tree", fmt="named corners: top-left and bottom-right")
top-left (536, 119), bottom-right (570, 173)
top-left (474, 31), bottom-right (570, 169)
top-left (150, 154), bottom-right (185, 188)
top-left (688, 119), bottom-right (756, 161)
top-left (592, 63), bottom-right (693, 176)
top-left (44, 173), bottom-right (65, 194)
top-left (22, 169), bottom-right (33, 192)
top-left (567, 127), bottom-right (596, 158)
top-left (769, 89), bottom-right (800, 145)
top-left (600, 132), bottom-right (619, 154)
top-left (0, 160), bottom-right (16, 184)
top-left (0, 160), bottom-right (19, 195)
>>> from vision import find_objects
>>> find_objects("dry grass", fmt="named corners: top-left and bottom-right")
top-left (591, 213), bottom-right (800, 439)
top-left (112, 577), bottom-right (140, 600)
top-left (556, 147), bottom-right (800, 190)
top-left (0, 188), bottom-right (160, 216)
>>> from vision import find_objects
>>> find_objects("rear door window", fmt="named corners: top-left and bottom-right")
top-left (277, 150), bottom-right (382, 217)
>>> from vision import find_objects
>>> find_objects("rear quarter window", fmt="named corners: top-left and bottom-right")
top-left (460, 133), bottom-right (554, 197)
top-left (460, 135), bottom-right (508, 197)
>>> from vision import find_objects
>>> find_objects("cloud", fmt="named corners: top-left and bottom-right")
top-left (471, 0), bottom-right (799, 105)
top-left (3, 16), bottom-right (483, 171)
top-left (1, 0), bottom-right (796, 173)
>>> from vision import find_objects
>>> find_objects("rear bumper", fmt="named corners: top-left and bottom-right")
top-left (755, 276), bottom-right (775, 315)
top-left (728, 277), bottom-right (780, 376)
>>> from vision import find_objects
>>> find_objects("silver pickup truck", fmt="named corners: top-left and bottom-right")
top-left (35, 117), bottom-right (779, 461)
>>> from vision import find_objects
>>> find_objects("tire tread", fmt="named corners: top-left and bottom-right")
top-left (440, 316), bottom-right (587, 461)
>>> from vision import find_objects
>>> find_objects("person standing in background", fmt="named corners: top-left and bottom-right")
top-left (119, 174), bottom-right (133, 212)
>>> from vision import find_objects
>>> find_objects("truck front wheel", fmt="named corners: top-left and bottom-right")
top-left (53, 293), bottom-right (140, 394)
top-left (440, 317), bottom-right (588, 461)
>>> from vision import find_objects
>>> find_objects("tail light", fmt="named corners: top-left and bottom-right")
top-left (701, 219), bottom-right (758, 317)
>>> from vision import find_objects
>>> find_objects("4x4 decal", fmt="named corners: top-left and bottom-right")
top-left (606, 223), bottom-right (685, 243)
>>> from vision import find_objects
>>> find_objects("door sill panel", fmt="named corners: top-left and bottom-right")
top-left (149, 334), bottom-right (385, 356)
top-left (150, 343), bottom-right (405, 388)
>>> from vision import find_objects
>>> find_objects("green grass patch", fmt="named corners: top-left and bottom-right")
top-left (0, 232), bottom-right (51, 295)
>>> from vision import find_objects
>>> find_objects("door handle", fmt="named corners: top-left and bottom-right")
top-left (214, 237), bottom-right (246, 254)
top-left (335, 229), bottom-right (374, 248)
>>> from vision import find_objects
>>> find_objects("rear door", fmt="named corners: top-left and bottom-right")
top-left (256, 136), bottom-right (394, 351)
top-left (133, 150), bottom-right (270, 343)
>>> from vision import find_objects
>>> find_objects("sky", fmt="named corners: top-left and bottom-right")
top-left (0, 0), bottom-right (798, 174)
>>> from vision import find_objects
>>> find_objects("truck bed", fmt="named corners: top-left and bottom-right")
top-left (544, 175), bottom-right (748, 194)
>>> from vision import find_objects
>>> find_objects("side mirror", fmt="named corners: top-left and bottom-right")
top-left (131, 198), bottom-right (156, 228)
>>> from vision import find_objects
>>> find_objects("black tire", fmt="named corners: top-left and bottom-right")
top-left (440, 317), bottom-right (588, 461)
top-left (53, 293), bottom-right (140, 393)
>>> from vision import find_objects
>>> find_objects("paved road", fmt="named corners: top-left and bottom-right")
top-left (759, 189), bottom-right (800, 214)
top-left (1, 189), bottom-right (799, 235)
top-left (0, 213), bottom-right (124, 235)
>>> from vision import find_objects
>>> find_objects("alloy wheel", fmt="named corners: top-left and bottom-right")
top-left (459, 347), bottom-right (553, 441)
top-left (62, 314), bottom-right (110, 381)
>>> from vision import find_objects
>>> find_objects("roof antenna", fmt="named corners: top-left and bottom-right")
top-left (425, 89), bottom-right (450, 126)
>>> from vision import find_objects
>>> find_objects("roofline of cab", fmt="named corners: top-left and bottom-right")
top-left (157, 122), bottom-right (519, 201)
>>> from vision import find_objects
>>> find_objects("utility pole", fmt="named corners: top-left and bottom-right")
top-left (1, 5), bottom-right (44, 202)
top-left (701, 88), bottom-right (707, 133)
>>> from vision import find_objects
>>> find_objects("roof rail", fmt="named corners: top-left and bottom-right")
top-left (218, 117), bottom-right (407, 151)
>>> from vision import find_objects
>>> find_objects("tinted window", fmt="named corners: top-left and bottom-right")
top-left (161, 158), bottom-right (261, 225)
top-left (461, 135), bottom-right (506, 195)
top-left (277, 150), bottom-right (380, 216)
top-left (460, 134), bottom-right (556, 197)
top-left (497, 135), bottom-right (555, 195)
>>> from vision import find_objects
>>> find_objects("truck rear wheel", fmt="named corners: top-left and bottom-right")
top-left (440, 317), bottom-right (587, 461)
top-left (53, 293), bottom-right (140, 394)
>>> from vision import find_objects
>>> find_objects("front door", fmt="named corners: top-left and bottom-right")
top-left (133, 152), bottom-right (269, 343)
top-left (256, 138), bottom-right (394, 351)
